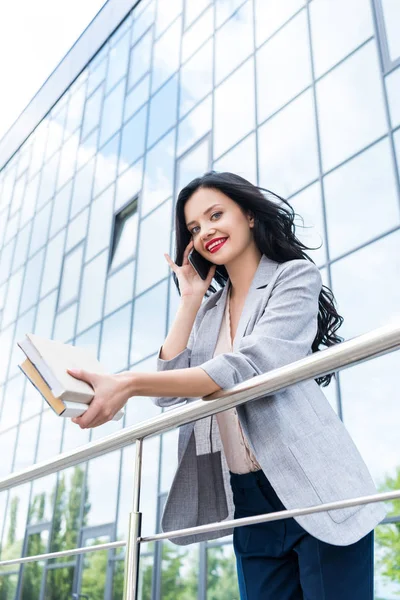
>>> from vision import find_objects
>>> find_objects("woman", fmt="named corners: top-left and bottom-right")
top-left (68, 172), bottom-right (387, 599)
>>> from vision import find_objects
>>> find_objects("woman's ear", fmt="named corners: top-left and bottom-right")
top-left (248, 211), bottom-right (255, 228)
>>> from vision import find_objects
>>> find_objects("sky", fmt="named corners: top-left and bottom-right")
top-left (0, 0), bottom-right (108, 142)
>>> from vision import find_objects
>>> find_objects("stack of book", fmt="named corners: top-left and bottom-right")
top-left (18, 333), bottom-right (124, 421)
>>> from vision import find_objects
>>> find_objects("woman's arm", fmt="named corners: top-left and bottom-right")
top-left (159, 297), bottom-right (202, 360)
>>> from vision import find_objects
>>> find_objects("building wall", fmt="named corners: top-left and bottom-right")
top-left (0, 0), bottom-right (399, 598)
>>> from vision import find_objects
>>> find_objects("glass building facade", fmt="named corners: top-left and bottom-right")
top-left (0, 0), bottom-right (399, 597)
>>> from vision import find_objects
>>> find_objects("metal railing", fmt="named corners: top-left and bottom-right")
top-left (0, 321), bottom-right (400, 599)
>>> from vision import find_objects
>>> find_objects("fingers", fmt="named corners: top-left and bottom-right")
top-left (182, 239), bottom-right (194, 264)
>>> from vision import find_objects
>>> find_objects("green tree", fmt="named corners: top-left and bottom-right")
top-left (375, 467), bottom-right (400, 591)
top-left (207, 545), bottom-right (239, 600)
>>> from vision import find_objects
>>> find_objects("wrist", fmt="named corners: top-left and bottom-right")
top-left (116, 371), bottom-right (137, 400)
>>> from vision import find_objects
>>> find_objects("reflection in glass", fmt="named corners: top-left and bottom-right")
top-left (85, 184), bottom-right (114, 262)
top-left (141, 130), bottom-right (175, 216)
top-left (129, 30), bottom-right (153, 90)
top-left (54, 303), bottom-right (77, 342)
top-left (258, 90), bottom-right (318, 197)
top-left (178, 95), bottom-right (212, 157)
top-left (177, 136), bottom-right (210, 194)
top-left (155, 0), bottom-right (182, 38)
top-left (2, 268), bottom-right (23, 328)
top-left (110, 199), bottom-right (139, 272)
top-left (29, 201), bottom-right (52, 256)
top-left (77, 250), bottom-right (108, 332)
top-left (214, 58), bottom-right (255, 159)
top-left (106, 30), bottom-right (131, 93)
top-left (316, 42), bottom-right (387, 173)
top-left (160, 429), bottom-right (179, 494)
top-left (309, 0), bottom-right (373, 78)
top-left (126, 355), bottom-right (161, 422)
top-left (56, 134), bottom-right (79, 190)
top-left (85, 451), bottom-right (120, 527)
top-left (65, 82), bottom-right (86, 136)
top-left (161, 541), bottom-right (199, 598)
top-left (105, 261), bottom-right (135, 316)
top-left (49, 180), bottom-right (72, 237)
top-left (44, 566), bottom-right (75, 600)
top-left (124, 74), bottom-right (150, 122)
top-left (254, 0), bottom-right (304, 47)
top-left (8, 308), bottom-right (35, 380)
top-left (20, 248), bottom-right (45, 314)
top-left (215, 0), bottom-right (253, 85)
top-left (82, 84), bottom-right (104, 140)
top-left (182, 5), bottom-right (213, 63)
top-left (99, 79), bottom-right (126, 147)
top-left (65, 208), bottom-right (88, 252)
top-left (1, 483), bottom-right (30, 561)
top-left (0, 428), bottom-right (17, 477)
top-left (58, 245), bottom-right (84, 308)
top-left (100, 305), bottom-right (131, 373)
top-left (20, 172), bottom-right (40, 227)
top-left (36, 152), bottom-right (59, 209)
top-left (29, 474), bottom-right (57, 525)
top-left (132, 0), bottom-right (155, 46)
top-left (119, 105), bottom-right (147, 172)
top-left (20, 528), bottom-right (49, 599)
top-left (87, 57), bottom-right (108, 97)
top-left (34, 291), bottom-right (57, 340)
top-left (214, 133), bottom-right (257, 185)
top-left (0, 376), bottom-right (24, 431)
top-left (380, 0), bottom-right (400, 62)
top-left (76, 127), bottom-right (99, 170)
top-left (115, 159), bottom-right (143, 212)
top-left (13, 415), bottom-right (40, 473)
top-left (180, 40), bottom-right (213, 117)
top-left (135, 203), bottom-right (171, 296)
top-left (375, 522), bottom-right (400, 598)
top-left (93, 132), bottom-right (120, 198)
top-left (324, 139), bottom-right (400, 259)
top-left (207, 544), bottom-right (239, 599)
top-left (385, 67), bottom-right (400, 128)
top-left (290, 181), bottom-right (327, 267)
top-left (256, 9), bottom-right (311, 123)
top-left (152, 16), bottom-right (181, 93)
top-left (40, 230), bottom-right (66, 298)
top-left (216, 0), bottom-right (245, 28)
top-left (130, 280), bottom-right (168, 363)
top-left (70, 157), bottom-right (95, 219)
top-left (147, 74), bottom-right (178, 148)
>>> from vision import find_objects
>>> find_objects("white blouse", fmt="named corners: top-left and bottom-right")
top-left (213, 286), bottom-right (262, 474)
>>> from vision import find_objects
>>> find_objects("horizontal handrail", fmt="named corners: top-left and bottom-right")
top-left (0, 321), bottom-right (399, 493)
top-left (0, 488), bottom-right (398, 568)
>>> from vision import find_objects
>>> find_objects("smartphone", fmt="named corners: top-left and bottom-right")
top-left (188, 248), bottom-right (214, 280)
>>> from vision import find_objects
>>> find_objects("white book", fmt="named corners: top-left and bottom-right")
top-left (18, 333), bottom-right (124, 421)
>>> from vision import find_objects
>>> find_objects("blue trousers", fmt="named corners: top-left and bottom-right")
top-left (230, 470), bottom-right (374, 600)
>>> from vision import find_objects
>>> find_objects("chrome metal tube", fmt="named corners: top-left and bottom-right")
top-left (0, 321), bottom-right (398, 493)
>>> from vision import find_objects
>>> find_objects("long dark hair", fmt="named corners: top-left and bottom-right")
top-left (173, 171), bottom-right (344, 387)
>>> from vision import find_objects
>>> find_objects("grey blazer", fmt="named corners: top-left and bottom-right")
top-left (154, 254), bottom-right (387, 546)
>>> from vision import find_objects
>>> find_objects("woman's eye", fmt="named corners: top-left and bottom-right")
top-left (190, 212), bottom-right (222, 234)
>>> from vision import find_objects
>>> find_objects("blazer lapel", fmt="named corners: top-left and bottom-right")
top-left (192, 254), bottom-right (280, 363)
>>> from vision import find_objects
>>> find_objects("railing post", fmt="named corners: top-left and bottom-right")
top-left (123, 439), bottom-right (143, 600)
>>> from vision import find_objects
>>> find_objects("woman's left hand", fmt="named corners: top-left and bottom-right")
top-left (67, 368), bottom-right (132, 428)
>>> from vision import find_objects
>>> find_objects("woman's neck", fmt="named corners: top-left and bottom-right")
top-left (227, 246), bottom-right (262, 302)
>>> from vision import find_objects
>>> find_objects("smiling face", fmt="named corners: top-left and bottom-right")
top-left (184, 187), bottom-right (256, 265)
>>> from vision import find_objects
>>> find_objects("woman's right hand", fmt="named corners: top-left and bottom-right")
top-left (164, 240), bottom-right (216, 301)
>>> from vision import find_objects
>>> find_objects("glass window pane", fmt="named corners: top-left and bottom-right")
top-left (126, 355), bottom-right (161, 421)
top-left (1, 376), bottom-right (24, 431)
top-left (49, 180), bottom-right (72, 238)
top-left (215, 0), bottom-right (253, 85)
top-left (214, 57), bottom-right (255, 159)
top-left (161, 542), bottom-right (199, 598)
top-left (135, 203), bottom-right (172, 296)
top-left (34, 290), bottom-right (57, 341)
top-left (213, 132), bottom-right (257, 185)
top-left (256, 9), bottom-right (311, 123)
top-left (180, 40), bottom-right (213, 118)
top-left (152, 17), bottom-right (182, 93)
top-left (141, 130), bottom-right (176, 216)
top-left (70, 157), bottom-right (95, 219)
top-left (87, 56), bottom-right (108, 96)
top-left (132, 0), bottom-right (155, 45)
top-left (216, 0), bottom-right (245, 28)
top-left (77, 250), bottom-right (108, 332)
top-left (110, 207), bottom-right (139, 272)
top-left (155, 0), bottom-right (182, 38)
top-left (44, 566), bottom-right (75, 599)
top-left (54, 303), bottom-right (78, 342)
top-left (76, 127), bottom-right (99, 170)
top-left (290, 181), bottom-right (327, 267)
top-left (255, 0), bottom-right (304, 47)
top-left (65, 208), bottom-right (89, 253)
top-left (19, 248), bottom-right (45, 314)
top-left (380, 0), bottom-right (400, 62)
top-left (86, 184), bottom-right (114, 262)
top-left (1, 483), bottom-right (30, 560)
top-left (147, 74), bottom-right (178, 148)
top-left (324, 139), bottom-right (400, 259)
top-left (65, 83), bottom-right (86, 136)
top-left (385, 67), bottom-right (400, 128)
top-left (105, 261), bottom-right (135, 316)
top-left (100, 305), bottom-right (131, 372)
top-left (182, 5), bottom-right (213, 63)
top-left (130, 279), bottom-right (168, 363)
top-left (93, 132), bottom-right (120, 198)
top-left (40, 230), bottom-right (66, 298)
top-left (29, 201), bottom-right (52, 256)
top-left (82, 84), bottom-right (104, 140)
top-left (129, 30), bottom-right (152, 90)
top-left (0, 428), bottom-right (17, 476)
top-left (115, 159), bottom-right (143, 212)
top-left (124, 74), bottom-right (150, 122)
top-left (177, 95), bottom-right (212, 157)
top-left (99, 79), bottom-right (126, 147)
top-left (119, 105), bottom-right (147, 173)
top-left (258, 89), bottom-right (319, 197)
top-left (316, 41), bottom-right (387, 172)
top-left (37, 152), bottom-right (59, 209)
top-left (59, 244), bottom-right (84, 307)
top-left (309, 0), bottom-right (374, 78)
top-left (29, 474), bottom-right (57, 524)
top-left (2, 268), bottom-right (24, 327)
top-left (56, 134), bottom-right (79, 190)
top-left (85, 451), bottom-right (120, 527)
top-left (8, 307), bottom-right (35, 380)
top-left (20, 173), bottom-right (40, 227)
top-left (177, 137), bottom-right (210, 193)
top-left (106, 30), bottom-right (131, 93)
top-left (207, 544), bottom-right (239, 599)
